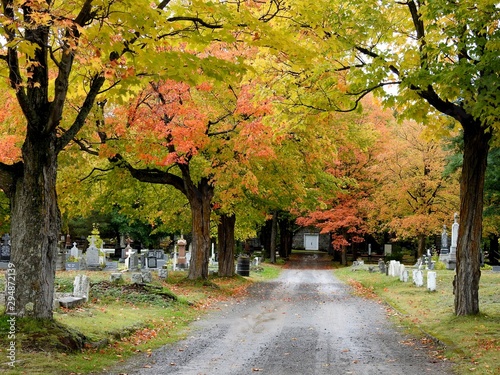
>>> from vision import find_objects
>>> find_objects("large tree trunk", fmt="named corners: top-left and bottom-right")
top-left (9, 134), bottom-right (60, 318)
top-left (260, 219), bottom-right (272, 260)
top-left (270, 211), bottom-right (277, 264)
top-left (278, 215), bottom-right (293, 259)
top-left (454, 124), bottom-right (490, 316)
top-left (186, 179), bottom-right (213, 280)
top-left (417, 233), bottom-right (426, 259)
top-left (218, 213), bottom-right (236, 277)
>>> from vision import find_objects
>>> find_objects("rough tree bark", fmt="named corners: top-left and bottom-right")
top-left (417, 233), bottom-right (426, 259)
top-left (8, 135), bottom-right (61, 318)
top-left (0, 0), bottom-right (103, 319)
top-left (185, 178), bottom-right (214, 279)
top-left (454, 123), bottom-right (490, 315)
top-left (218, 213), bottom-right (236, 277)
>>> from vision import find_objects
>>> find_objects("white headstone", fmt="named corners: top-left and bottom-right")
top-left (427, 271), bottom-right (437, 291)
top-left (173, 251), bottom-right (177, 271)
top-left (414, 270), bottom-right (424, 287)
top-left (70, 242), bottom-right (79, 259)
top-left (388, 260), bottom-right (396, 276)
top-left (402, 269), bottom-right (409, 282)
top-left (399, 264), bottom-right (406, 281)
top-left (73, 274), bottom-right (90, 302)
top-left (451, 213), bottom-right (459, 249)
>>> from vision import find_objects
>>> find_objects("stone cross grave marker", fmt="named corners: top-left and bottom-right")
top-left (125, 247), bottom-right (139, 271)
top-left (70, 242), bottom-right (79, 259)
top-left (86, 237), bottom-right (100, 268)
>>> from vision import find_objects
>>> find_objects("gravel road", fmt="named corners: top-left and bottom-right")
top-left (103, 252), bottom-right (455, 375)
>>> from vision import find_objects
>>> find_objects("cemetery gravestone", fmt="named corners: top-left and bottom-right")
top-left (1, 234), bottom-right (11, 261)
top-left (70, 242), bottom-right (79, 259)
top-left (177, 237), bottom-right (187, 269)
top-left (447, 213), bottom-right (459, 270)
top-left (414, 270), bottom-right (424, 287)
top-left (147, 252), bottom-right (158, 269)
top-left (440, 225), bottom-right (449, 254)
top-left (125, 247), bottom-right (139, 271)
top-left (399, 264), bottom-right (406, 282)
top-left (110, 273), bottom-right (123, 283)
top-left (141, 270), bottom-right (153, 283)
top-left (131, 273), bottom-right (143, 284)
top-left (378, 258), bottom-right (386, 274)
top-left (158, 268), bottom-right (168, 279)
top-left (427, 271), bottom-right (437, 291)
top-left (73, 274), bottom-right (90, 302)
top-left (86, 237), bottom-right (100, 269)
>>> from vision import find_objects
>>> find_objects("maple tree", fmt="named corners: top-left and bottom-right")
top-left (368, 120), bottom-right (459, 258)
top-left (95, 74), bottom-right (275, 279)
top-left (0, 0), bottom-right (287, 319)
top-left (269, 0), bottom-right (499, 316)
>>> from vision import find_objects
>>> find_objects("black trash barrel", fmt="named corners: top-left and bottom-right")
top-left (236, 255), bottom-right (250, 276)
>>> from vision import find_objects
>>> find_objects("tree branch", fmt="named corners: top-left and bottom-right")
top-left (111, 154), bottom-right (186, 195)
top-left (57, 74), bottom-right (106, 152)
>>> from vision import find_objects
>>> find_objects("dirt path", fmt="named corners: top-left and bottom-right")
top-left (102, 253), bottom-right (455, 375)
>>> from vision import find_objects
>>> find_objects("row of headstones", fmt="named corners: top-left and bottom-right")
top-left (66, 241), bottom-right (170, 271)
top-left (57, 267), bottom-right (170, 309)
top-left (381, 259), bottom-right (437, 291)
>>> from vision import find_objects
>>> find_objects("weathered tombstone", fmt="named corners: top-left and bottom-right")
top-left (399, 264), bottom-right (406, 281)
top-left (141, 270), bottom-right (153, 283)
top-left (414, 270), bottom-right (424, 287)
top-left (73, 274), bottom-right (90, 302)
top-left (158, 268), bottom-right (168, 279)
top-left (86, 237), bottom-right (100, 269)
top-left (378, 258), bottom-right (386, 274)
top-left (402, 269), bottom-right (409, 282)
top-left (388, 260), bottom-right (395, 276)
top-left (121, 240), bottom-right (132, 261)
top-left (110, 273), bottom-right (123, 283)
top-left (126, 248), bottom-right (139, 272)
top-left (1, 233), bottom-right (11, 261)
top-left (131, 273), bottom-right (143, 284)
top-left (440, 225), bottom-right (449, 254)
top-left (427, 271), bottom-right (437, 291)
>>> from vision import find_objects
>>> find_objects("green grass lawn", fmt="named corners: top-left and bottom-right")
top-left (0, 264), bottom-right (277, 375)
top-left (334, 266), bottom-right (500, 375)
